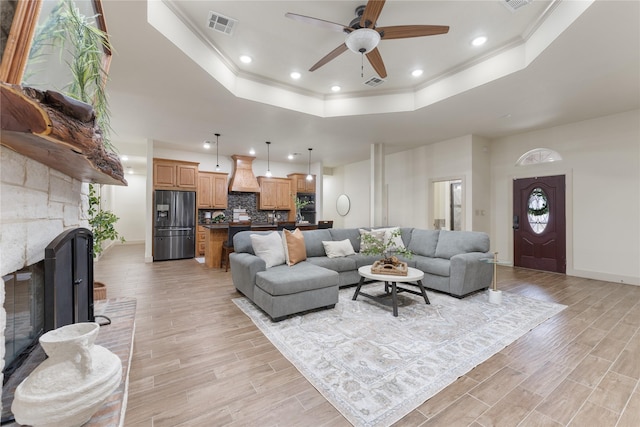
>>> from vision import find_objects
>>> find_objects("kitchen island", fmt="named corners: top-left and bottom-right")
top-left (202, 223), bottom-right (318, 268)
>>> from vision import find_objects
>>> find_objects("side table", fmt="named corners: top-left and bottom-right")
top-left (479, 252), bottom-right (510, 304)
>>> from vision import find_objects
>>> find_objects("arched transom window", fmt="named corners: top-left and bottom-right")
top-left (516, 148), bottom-right (562, 166)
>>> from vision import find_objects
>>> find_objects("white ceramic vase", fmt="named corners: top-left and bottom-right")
top-left (12, 322), bottom-right (122, 427)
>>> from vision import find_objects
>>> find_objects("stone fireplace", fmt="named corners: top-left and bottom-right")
top-left (0, 148), bottom-right (89, 413)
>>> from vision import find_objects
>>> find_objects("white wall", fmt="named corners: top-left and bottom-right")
top-left (110, 174), bottom-right (146, 244)
top-left (491, 109), bottom-right (640, 284)
top-left (330, 109), bottom-right (639, 285)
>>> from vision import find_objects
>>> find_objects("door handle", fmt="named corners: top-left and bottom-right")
top-left (513, 215), bottom-right (519, 230)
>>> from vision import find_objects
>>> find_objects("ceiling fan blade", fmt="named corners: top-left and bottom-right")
top-left (285, 13), bottom-right (351, 33)
top-left (360, 0), bottom-right (386, 29)
top-left (366, 47), bottom-right (387, 78)
top-left (309, 43), bottom-right (349, 72)
top-left (378, 25), bottom-right (450, 40)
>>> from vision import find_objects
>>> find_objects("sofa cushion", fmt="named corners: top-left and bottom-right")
top-left (307, 256), bottom-right (357, 273)
top-left (256, 262), bottom-right (338, 296)
top-left (435, 230), bottom-right (490, 259)
top-left (413, 256), bottom-right (451, 277)
top-left (301, 229), bottom-right (333, 257)
top-left (348, 253), bottom-right (384, 268)
top-left (329, 228), bottom-right (362, 252)
top-left (322, 239), bottom-right (356, 258)
top-left (282, 228), bottom-right (306, 266)
top-left (407, 229), bottom-right (440, 257)
top-left (250, 232), bottom-right (285, 268)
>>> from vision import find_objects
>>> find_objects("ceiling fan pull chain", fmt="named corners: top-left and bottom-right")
top-left (361, 53), bottom-right (364, 78)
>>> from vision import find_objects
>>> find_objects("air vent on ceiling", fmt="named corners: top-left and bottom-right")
top-left (207, 11), bottom-right (237, 35)
top-left (363, 76), bottom-right (385, 87)
top-left (502, 0), bottom-right (533, 12)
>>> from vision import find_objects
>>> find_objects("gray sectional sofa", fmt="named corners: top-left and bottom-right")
top-left (230, 227), bottom-right (494, 321)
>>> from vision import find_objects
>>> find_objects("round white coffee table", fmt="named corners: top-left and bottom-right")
top-left (352, 265), bottom-right (430, 317)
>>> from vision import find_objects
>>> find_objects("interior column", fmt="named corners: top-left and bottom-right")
top-left (370, 143), bottom-right (385, 227)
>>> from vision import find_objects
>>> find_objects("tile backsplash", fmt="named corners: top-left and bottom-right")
top-left (198, 192), bottom-right (287, 224)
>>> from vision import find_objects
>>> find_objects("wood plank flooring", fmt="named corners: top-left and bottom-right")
top-left (94, 244), bottom-right (640, 427)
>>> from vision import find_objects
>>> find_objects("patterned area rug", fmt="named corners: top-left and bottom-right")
top-left (233, 284), bottom-right (566, 427)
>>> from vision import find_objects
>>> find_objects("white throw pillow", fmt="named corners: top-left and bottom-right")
top-left (372, 227), bottom-right (406, 250)
top-left (322, 239), bottom-right (356, 258)
top-left (250, 232), bottom-right (285, 268)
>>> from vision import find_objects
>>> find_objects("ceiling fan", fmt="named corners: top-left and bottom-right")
top-left (285, 0), bottom-right (449, 79)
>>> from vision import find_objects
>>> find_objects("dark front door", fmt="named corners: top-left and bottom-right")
top-left (513, 175), bottom-right (566, 273)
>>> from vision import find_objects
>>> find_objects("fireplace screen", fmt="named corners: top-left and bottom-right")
top-left (2, 262), bottom-right (45, 375)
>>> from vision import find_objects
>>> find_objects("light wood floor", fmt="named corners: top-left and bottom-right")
top-left (94, 244), bottom-right (640, 427)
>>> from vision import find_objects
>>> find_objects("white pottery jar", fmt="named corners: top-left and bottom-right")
top-left (12, 322), bottom-right (122, 427)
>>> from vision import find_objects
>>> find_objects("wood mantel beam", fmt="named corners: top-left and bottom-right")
top-left (1, 82), bottom-right (126, 186)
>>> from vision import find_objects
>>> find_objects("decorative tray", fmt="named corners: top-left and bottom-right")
top-left (371, 259), bottom-right (408, 276)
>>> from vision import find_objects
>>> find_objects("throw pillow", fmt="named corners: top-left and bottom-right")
top-left (372, 226), bottom-right (406, 250)
top-left (359, 229), bottom-right (385, 253)
top-left (322, 239), bottom-right (356, 258)
top-left (250, 232), bottom-right (285, 268)
top-left (282, 228), bottom-right (307, 266)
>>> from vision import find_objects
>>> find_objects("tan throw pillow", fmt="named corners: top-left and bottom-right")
top-left (282, 228), bottom-right (307, 266)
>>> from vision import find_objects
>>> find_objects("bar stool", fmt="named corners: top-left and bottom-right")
top-left (221, 222), bottom-right (251, 272)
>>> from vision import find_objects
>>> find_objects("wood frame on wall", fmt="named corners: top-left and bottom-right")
top-left (0, 0), bottom-right (112, 85)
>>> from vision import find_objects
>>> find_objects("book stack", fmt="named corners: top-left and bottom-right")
top-left (233, 208), bottom-right (250, 222)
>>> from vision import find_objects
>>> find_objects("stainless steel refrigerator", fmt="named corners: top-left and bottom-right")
top-left (153, 190), bottom-right (196, 261)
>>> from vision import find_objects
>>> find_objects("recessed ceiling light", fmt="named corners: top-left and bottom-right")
top-left (472, 36), bottom-right (487, 47)
top-left (203, 140), bottom-right (211, 149)
top-left (331, 85), bottom-right (341, 92)
top-left (239, 55), bottom-right (252, 64)
top-left (290, 71), bottom-right (301, 80)
top-left (411, 69), bottom-right (423, 77)
top-left (128, 168), bottom-right (134, 175)
top-left (121, 155), bottom-right (128, 161)
top-left (288, 154), bottom-right (294, 160)
top-left (249, 148), bottom-right (255, 155)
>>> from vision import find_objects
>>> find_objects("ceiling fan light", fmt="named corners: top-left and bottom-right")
top-left (345, 28), bottom-right (380, 54)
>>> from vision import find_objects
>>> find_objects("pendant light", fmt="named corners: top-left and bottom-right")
top-left (306, 148), bottom-right (313, 181)
top-left (265, 141), bottom-right (272, 177)
top-left (214, 133), bottom-right (221, 171)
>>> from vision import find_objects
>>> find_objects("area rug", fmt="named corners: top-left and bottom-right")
top-left (233, 284), bottom-right (566, 427)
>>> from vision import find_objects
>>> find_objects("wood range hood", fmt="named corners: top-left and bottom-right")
top-left (228, 155), bottom-right (260, 192)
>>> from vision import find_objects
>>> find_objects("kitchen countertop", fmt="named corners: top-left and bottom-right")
top-left (200, 223), bottom-right (316, 230)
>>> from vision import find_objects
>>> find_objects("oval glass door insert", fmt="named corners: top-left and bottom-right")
top-left (527, 187), bottom-right (549, 234)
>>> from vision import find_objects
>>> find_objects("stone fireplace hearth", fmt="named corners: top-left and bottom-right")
top-left (0, 148), bottom-right (89, 413)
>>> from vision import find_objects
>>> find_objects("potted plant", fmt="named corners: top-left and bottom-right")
top-left (293, 195), bottom-right (311, 223)
top-left (25, 0), bottom-right (114, 150)
top-left (361, 229), bottom-right (412, 275)
top-left (88, 183), bottom-right (124, 259)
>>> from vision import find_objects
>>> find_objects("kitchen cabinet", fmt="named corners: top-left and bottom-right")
top-left (288, 173), bottom-right (316, 194)
top-left (197, 225), bottom-right (206, 256)
top-left (257, 177), bottom-right (292, 210)
top-left (153, 158), bottom-right (199, 190)
top-left (197, 172), bottom-right (228, 209)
